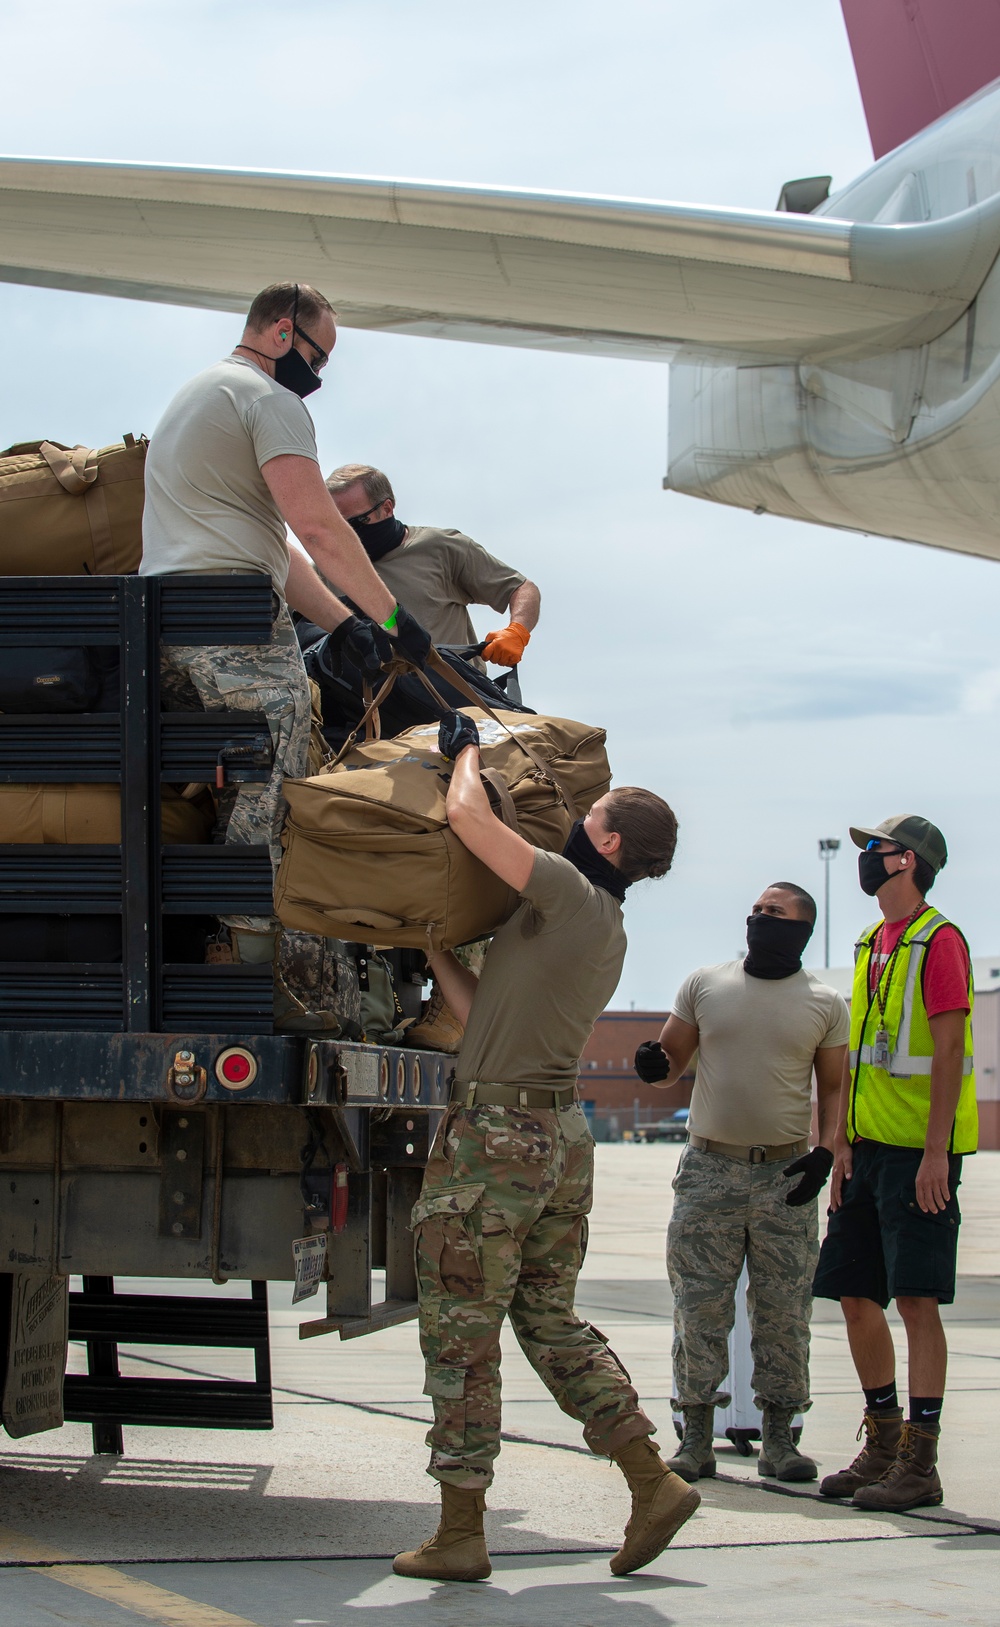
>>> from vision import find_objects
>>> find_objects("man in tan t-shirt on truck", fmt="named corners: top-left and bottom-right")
top-left (634, 882), bottom-right (849, 1485)
top-left (325, 463), bottom-right (540, 663)
top-left (140, 283), bottom-right (431, 963)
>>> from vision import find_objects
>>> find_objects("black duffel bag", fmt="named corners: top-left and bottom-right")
top-left (304, 637), bottom-right (533, 748)
top-left (0, 646), bottom-right (120, 713)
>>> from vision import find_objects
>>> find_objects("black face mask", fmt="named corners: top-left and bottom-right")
top-left (273, 344), bottom-right (322, 399)
top-left (350, 514), bottom-right (407, 562)
top-left (858, 849), bottom-right (899, 896)
top-left (744, 913), bottom-right (812, 979)
top-left (562, 818), bottom-right (628, 903)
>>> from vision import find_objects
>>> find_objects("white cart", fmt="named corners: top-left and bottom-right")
top-left (672, 1263), bottom-right (804, 1454)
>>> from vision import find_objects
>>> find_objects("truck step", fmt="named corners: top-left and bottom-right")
top-left (65, 1277), bottom-right (273, 1453)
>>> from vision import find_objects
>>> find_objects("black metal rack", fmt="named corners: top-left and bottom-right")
top-left (0, 575), bottom-right (277, 1032)
top-left (65, 1277), bottom-right (272, 1453)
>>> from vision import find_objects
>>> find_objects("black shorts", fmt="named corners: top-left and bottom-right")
top-left (813, 1140), bottom-right (963, 1307)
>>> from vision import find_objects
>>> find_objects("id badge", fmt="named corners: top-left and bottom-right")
top-left (872, 1030), bottom-right (890, 1068)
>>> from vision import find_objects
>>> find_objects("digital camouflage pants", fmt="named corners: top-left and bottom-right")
top-left (413, 1100), bottom-right (655, 1490)
top-left (160, 601), bottom-right (312, 931)
top-left (667, 1146), bottom-right (818, 1413)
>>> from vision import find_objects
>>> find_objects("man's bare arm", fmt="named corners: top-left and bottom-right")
top-left (427, 950), bottom-right (479, 1028)
top-left (919, 1009), bottom-right (967, 1213)
top-left (829, 1052), bottom-right (854, 1211)
top-left (262, 455), bottom-right (396, 624)
top-left (283, 547), bottom-right (353, 631)
top-left (508, 580), bottom-right (541, 632)
top-left (656, 1013), bottom-right (699, 1084)
top-left (814, 1045), bottom-right (847, 1152)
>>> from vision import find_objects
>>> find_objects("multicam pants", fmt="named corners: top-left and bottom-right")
top-left (667, 1146), bottom-right (818, 1413)
top-left (160, 601), bottom-right (312, 931)
top-left (413, 1100), bottom-right (655, 1490)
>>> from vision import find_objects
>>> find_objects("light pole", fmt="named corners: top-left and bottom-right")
top-left (818, 838), bottom-right (841, 968)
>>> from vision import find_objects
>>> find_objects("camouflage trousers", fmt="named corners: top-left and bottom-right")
top-left (413, 1100), bottom-right (654, 1490)
top-left (160, 601), bottom-right (312, 931)
top-left (667, 1146), bottom-right (818, 1412)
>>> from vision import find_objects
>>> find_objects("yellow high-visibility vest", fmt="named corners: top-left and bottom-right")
top-left (848, 907), bottom-right (977, 1153)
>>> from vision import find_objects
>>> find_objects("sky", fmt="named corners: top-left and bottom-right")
top-left (2, 0), bottom-right (999, 1008)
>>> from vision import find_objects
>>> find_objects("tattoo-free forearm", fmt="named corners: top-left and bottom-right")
top-left (508, 580), bottom-right (541, 632)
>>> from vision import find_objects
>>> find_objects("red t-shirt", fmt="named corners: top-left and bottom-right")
top-left (868, 913), bottom-right (970, 1017)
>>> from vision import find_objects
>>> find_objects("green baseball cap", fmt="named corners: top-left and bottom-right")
top-left (848, 814), bottom-right (948, 874)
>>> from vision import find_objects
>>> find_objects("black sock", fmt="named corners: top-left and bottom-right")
top-left (863, 1382), bottom-right (899, 1413)
top-left (909, 1396), bottom-right (943, 1425)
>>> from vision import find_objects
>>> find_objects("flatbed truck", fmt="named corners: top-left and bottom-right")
top-left (0, 573), bottom-right (446, 1453)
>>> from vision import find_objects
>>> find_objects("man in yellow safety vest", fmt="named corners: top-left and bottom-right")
top-left (813, 815), bottom-right (976, 1513)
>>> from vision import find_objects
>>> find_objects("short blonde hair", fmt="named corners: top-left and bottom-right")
top-left (326, 464), bottom-right (395, 506)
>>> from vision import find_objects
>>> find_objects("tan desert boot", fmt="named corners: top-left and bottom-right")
top-left (610, 1436), bottom-right (701, 1576)
top-left (392, 1484), bottom-right (492, 1582)
top-left (406, 982), bottom-right (464, 1053)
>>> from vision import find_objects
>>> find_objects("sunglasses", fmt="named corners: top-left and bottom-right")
top-left (865, 839), bottom-right (904, 854)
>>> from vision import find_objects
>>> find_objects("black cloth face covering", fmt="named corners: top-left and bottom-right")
top-left (562, 818), bottom-right (628, 903)
top-left (744, 912), bottom-right (812, 979)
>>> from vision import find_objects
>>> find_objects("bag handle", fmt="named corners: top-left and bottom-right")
top-left (480, 767), bottom-right (521, 832)
top-left (328, 646), bottom-right (577, 818)
top-left (39, 441), bottom-right (99, 496)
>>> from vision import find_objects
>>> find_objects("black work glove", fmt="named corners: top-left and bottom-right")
top-left (391, 602), bottom-right (432, 667)
top-left (783, 1145), bottom-right (834, 1206)
top-left (634, 1041), bottom-right (670, 1084)
top-left (438, 710), bottom-right (480, 761)
top-left (326, 615), bottom-right (394, 682)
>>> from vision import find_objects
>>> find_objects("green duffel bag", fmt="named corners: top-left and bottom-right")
top-left (0, 435), bottom-right (147, 575)
top-left (274, 706), bottom-right (611, 951)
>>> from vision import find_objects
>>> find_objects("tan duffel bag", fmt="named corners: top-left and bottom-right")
top-left (0, 782), bottom-right (214, 843)
top-left (275, 704), bottom-right (611, 950)
top-left (0, 435), bottom-right (147, 575)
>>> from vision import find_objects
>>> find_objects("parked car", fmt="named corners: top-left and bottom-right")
top-left (635, 1109), bottom-right (689, 1144)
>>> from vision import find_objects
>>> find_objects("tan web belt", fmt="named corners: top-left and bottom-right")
top-left (688, 1133), bottom-right (808, 1164)
top-left (451, 1080), bottom-right (580, 1110)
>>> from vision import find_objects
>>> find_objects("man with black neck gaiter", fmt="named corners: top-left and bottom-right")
top-left (633, 883), bottom-right (849, 1486)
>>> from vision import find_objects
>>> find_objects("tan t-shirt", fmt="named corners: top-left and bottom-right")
top-left (140, 356), bottom-right (319, 593)
top-left (370, 527), bottom-right (525, 648)
top-left (454, 849), bottom-right (626, 1090)
top-left (672, 960), bottom-right (850, 1144)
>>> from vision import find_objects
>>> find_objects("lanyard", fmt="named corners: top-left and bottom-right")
top-left (869, 905), bottom-right (924, 1023)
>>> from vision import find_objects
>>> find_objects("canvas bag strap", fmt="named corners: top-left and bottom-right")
top-left (38, 441), bottom-right (99, 495)
top-left (329, 647), bottom-right (577, 820)
top-left (422, 647), bottom-right (577, 816)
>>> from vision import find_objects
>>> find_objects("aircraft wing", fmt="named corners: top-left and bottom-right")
top-left (1, 156), bottom-right (999, 364)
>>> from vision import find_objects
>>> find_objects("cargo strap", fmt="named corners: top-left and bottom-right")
top-left (453, 1079), bottom-right (579, 1110)
top-left (687, 1133), bottom-right (808, 1164)
top-left (332, 647), bottom-right (577, 818)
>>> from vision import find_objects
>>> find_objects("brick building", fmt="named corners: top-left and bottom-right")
top-left (578, 1010), bottom-right (693, 1139)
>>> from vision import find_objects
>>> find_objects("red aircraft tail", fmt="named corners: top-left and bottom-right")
top-left (841, 0), bottom-right (1000, 158)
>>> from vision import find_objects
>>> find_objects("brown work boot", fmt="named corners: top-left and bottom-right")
top-left (392, 1483), bottom-right (492, 1581)
top-left (819, 1408), bottom-right (904, 1499)
top-left (758, 1405), bottom-right (817, 1482)
top-left (667, 1405), bottom-right (716, 1482)
top-left (851, 1420), bottom-right (943, 1511)
top-left (610, 1436), bottom-right (700, 1575)
top-left (406, 982), bottom-right (464, 1053)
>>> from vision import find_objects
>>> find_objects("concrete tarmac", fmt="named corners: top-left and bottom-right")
top-left (1, 1144), bottom-right (997, 1625)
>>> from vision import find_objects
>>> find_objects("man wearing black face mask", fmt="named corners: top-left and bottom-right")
top-left (634, 884), bottom-right (848, 1485)
top-left (141, 282), bottom-right (431, 967)
top-left (324, 464), bottom-right (540, 664)
top-left (813, 815), bottom-right (976, 1513)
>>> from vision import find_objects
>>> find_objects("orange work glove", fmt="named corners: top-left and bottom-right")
top-left (481, 621), bottom-right (531, 665)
